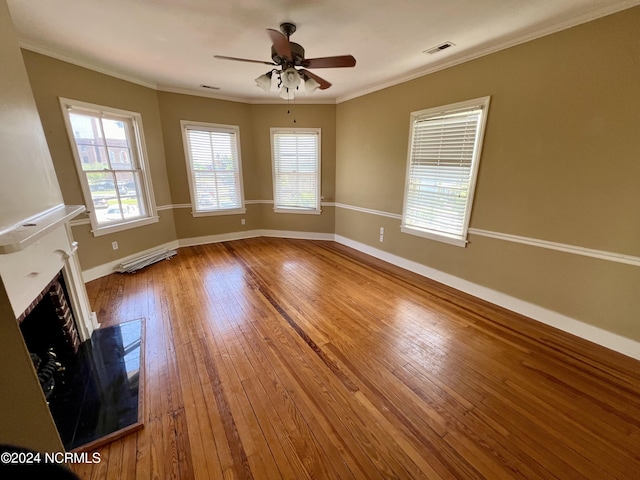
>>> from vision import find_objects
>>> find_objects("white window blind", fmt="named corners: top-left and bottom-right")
top-left (272, 129), bottom-right (321, 213)
top-left (402, 97), bottom-right (490, 246)
top-left (183, 123), bottom-right (245, 215)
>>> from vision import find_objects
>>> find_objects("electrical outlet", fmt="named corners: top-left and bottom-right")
top-left (241, 218), bottom-right (246, 225)
top-left (112, 241), bottom-right (119, 250)
top-left (379, 234), bottom-right (384, 243)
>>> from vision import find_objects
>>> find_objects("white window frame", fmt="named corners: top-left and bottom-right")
top-left (271, 128), bottom-right (322, 215)
top-left (181, 121), bottom-right (246, 217)
top-left (401, 96), bottom-right (490, 247)
top-left (60, 98), bottom-right (158, 237)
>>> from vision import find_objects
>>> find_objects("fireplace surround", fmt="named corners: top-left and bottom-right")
top-left (0, 205), bottom-right (99, 451)
top-left (1, 205), bottom-right (144, 451)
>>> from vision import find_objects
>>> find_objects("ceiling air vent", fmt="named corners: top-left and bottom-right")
top-left (423, 41), bottom-right (455, 55)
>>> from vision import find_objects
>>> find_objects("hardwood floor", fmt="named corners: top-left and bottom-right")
top-left (73, 238), bottom-right (640, 479)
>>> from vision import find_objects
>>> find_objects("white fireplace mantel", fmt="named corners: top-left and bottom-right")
top-left (0, 204), bottom-right (85, 254)
top-left (0, 204), bottom-right (99, 341)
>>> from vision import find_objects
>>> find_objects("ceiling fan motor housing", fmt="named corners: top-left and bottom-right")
top-left (272, 42), bottom-right (305, 67)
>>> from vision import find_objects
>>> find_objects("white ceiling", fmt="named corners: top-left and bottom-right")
top-left (7, 0), bottom-right (639, 103)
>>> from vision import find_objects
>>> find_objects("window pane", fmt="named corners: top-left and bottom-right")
top-left (69, 113), bottom-right (111, 171)
top-left (86, 165), bottom-right (146, 225)
top-left (103, 118), bottom-right (135, 170)
top-left (97, 204), bottom-right (123, 224)
top-left (90, 172), bottom-right (145, 225)
top-left (87, 171), bottom-right (114, 214)
top-left (69, 112), bottom-right (104, 146)
top-left (115, 171), bottom-right (145, 219)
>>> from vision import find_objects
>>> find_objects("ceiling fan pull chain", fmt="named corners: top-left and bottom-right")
top-left (286, 99), bottom-right (297, 124)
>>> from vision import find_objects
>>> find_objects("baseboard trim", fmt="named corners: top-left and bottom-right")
top-left (334, 235), bottom-right (640, 361)
top-left (80, 230), bottom-right (639, 360)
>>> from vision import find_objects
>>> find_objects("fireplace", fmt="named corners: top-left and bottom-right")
top-left (18, 272), bottom-right (80, 402)
top-left (0, 208), bottom-right (145, 451)
top-left (14, 266), bottom-right (144, 452)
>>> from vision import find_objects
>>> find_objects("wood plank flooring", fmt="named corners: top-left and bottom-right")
top-left (72, 238), bottom-right (640, 479)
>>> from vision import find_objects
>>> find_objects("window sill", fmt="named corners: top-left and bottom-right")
top-left (273, 207), bottom-right (322, 215)
top-left (191, 207), bottom-right (247, 218)
top-left (400, 225), bottom-right (468, 247)
top-left (91, 216), bottom-right (160, 237)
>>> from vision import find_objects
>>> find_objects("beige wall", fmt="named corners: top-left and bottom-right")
top-left (157, 91), bottom-right (254, 205)
top-left (335, 7), bottom-right (640, 340)
top-left (22, 55), bottom-right (337, 263)
top-left (248, 103), bottom-right (336, 234)
top-left (0, 2), bottom-right (62, 230)
top-left (157, 92), bottom-right (336, 238)
top-left (0, 0), bottom-right (63, 452)
top-left (248, 103), bottom-right (337, 203)
top-left (70, 209), bottom-right (178, 269)
top-left (22, 50), bottom-right (178, 269)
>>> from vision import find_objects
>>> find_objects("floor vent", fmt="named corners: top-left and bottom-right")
top-left (117, 249), bottom-right (177, 273)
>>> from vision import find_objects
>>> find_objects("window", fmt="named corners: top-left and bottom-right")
top-left (181, 122), bottom-right (245, 216)
top-left (271, 128), bottom-right (321, 214)
top-left (401, 97), bottom-right (490, 247)
top-left (60, 98), bottom-right (158, 236)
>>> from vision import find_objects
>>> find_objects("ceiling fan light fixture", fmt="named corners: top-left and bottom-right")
top-left (255, 71), bottom-right (273, 93)
top-left (281, 67), bottom-right (301, 89)
top-left (303, 76), bottom-right (321, 95)
top-left (279, 86), bottom-right (296, 100)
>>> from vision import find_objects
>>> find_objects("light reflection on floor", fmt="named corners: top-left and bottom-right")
top-left (203, 264), bottom-right (253, 328)
top-left (390, 297), bottom-right (451, 374)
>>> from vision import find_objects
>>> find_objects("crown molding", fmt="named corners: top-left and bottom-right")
top-left (19, 40), bottom-right (158, 90)
top-left (156, 85), bottom-right (253, 104)
top-left (336, 1), bottom-right (640, 103)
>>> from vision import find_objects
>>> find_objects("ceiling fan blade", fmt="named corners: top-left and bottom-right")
top-left (300, 69), bottom-right (332, 90)
top-left (303, 55), bottom-right (356, 69)
top-left (214, 55), bottom-right (275, 66)
top-left (267, 28), bottom-right (292, 61)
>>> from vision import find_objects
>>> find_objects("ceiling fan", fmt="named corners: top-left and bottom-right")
top-left (214, 22), bottom-right (356, 94)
